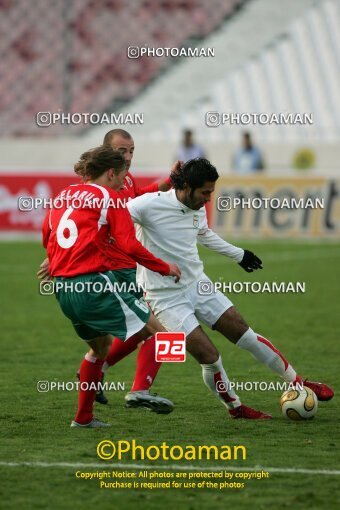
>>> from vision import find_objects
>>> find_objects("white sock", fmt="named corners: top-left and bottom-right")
top-left (201, 356), bottom-right (241, 410)
top-left (236, 328), bottom-right (298, 382)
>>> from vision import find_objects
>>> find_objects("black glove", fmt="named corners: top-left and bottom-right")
top-left (239, 250), bottom-right (263, 273)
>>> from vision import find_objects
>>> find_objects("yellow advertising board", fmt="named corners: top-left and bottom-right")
top-left (212, 176), bottom-right (340, 238)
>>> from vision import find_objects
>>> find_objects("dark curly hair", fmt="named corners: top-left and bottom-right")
top-left (170, 158), bottom-right (219, 191)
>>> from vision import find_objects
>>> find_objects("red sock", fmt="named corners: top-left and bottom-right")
top-left (131, 335), bottom-right (162, 391)
top-left (103, 335), bottom-right (140, 369)
top-left (74, 353), bottom-right (104, 425)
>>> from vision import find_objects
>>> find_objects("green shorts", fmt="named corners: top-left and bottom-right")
top-left (55, 271), bottom-right (150, 341)
top-left (111, 268), bottom-right (143, 300)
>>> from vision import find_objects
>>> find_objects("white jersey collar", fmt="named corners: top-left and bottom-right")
top-left (169, 189), bottom-right (193, 213)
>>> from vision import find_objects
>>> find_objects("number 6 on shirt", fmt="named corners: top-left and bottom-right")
top-left (56, 208), bottom-right (78, 249)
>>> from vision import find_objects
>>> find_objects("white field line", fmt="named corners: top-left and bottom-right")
top-left (0, 461), bottom-right (339, 475)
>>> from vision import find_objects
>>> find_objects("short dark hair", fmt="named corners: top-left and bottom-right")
top-left (170, 158), bottom-right (219, 191)
top-left (74, 145), bottom-right (126, 180)
top-left (103, 129), bottom-right (132, 146)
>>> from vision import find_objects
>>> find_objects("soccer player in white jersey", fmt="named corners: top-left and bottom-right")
top-left (127, 158), bottom-right (334, 419)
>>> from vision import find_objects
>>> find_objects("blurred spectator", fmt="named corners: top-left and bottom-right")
top-left (233, 132), bottom-right (264, 173)
top-left (177, 129), bottom-right (206, 162)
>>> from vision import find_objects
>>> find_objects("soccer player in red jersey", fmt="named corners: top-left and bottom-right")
top-left (39, 129), bottom-right (180, 412)
top-left (43, 146), bottom-right (181, 427)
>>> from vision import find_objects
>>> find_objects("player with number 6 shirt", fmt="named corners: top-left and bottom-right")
top-left (39, 129), bottom-right (179, 414)
top-left (42, 145), bottom-right (181, 428)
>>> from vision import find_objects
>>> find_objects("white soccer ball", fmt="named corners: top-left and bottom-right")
top-left (280, 387), bottom-right (318, 420)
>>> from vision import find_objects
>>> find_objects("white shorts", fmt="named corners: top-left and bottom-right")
top-left (146, 274), bottom-right (233, 336)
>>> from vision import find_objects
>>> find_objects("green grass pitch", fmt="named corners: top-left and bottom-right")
top-left (1, 241), bottom-right (339, 509)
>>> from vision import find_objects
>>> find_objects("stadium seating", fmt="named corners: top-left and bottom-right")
top-left (0, 0), bottom-right (245, 136)
top-left (110, 0), bottom-right (340, 143)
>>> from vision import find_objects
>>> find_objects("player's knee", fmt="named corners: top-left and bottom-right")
top-left (141, 314), bottom-right (166, 339)
top-left (136, 325), bottom-right (152, 341)
top-left (91, 336), bottom-right (111, 360)
top-left (94, 345), bottom-right (109, 360)
top-left (214, 307), bottom-right (249, 343)
top-left (133, 330), bottom-right (146, 342)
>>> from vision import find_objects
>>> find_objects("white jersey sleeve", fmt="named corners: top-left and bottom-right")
top-left (197, 214), bottom-right (244, 263)
top-left (126, 189), bottom-right (243, 298)
top-left (126, 192), bottom-right (153, 225)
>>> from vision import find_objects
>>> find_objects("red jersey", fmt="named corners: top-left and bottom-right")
top-left (43, 182), bottom-right (169, 278)
top-left (122, 172), bottom-right (159, 199)
top-left (106, 172), bottom-right (159, 270)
